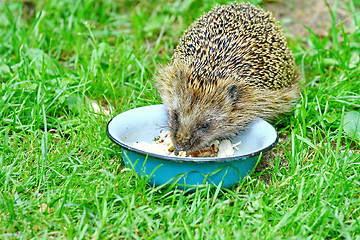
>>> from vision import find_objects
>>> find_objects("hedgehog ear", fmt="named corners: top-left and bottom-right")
top-left (176, 69), bottom-right (182, 79)
top-left (226, 84), bottom-right (239, 102)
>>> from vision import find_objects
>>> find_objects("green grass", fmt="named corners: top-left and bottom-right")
top-left (1, 0), bottom-right (360, 239)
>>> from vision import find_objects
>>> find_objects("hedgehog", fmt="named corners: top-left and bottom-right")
top-left (155, 2), bottom-right (300, 154)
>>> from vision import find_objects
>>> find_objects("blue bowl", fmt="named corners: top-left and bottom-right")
top-left (107, 104), bottom-right (277, 189)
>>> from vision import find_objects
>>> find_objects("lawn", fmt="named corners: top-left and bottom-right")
top-left (0, 0), bottom-right (360, 239)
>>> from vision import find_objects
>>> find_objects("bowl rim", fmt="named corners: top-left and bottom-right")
top-left (106, 106), bottom-right (278, 163)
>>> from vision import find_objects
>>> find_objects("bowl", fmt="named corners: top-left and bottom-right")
top-left (106, 104), bottom-right (277, 189)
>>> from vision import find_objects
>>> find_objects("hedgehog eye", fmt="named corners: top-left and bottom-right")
top-left (200, 122), bottom-right (210, 131)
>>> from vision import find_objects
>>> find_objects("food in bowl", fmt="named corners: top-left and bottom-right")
top-left (133, 130), bottom-right (241, 158)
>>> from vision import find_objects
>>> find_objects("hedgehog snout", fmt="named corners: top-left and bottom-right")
top-left (173, 146), bottom-right (183, 155)
top-left (172, 134), bottom-right (198, 154)
top-left (173, 140), bottom-right (191, 155)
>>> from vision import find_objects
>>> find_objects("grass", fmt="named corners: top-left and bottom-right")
top-left (0, 0), bottom-right (360, 239)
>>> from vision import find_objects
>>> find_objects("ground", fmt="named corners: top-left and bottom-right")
top-left (264, 0), bottom-right (354, 37)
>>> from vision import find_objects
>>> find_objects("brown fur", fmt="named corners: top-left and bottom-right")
top-left (155, 2), bottom-right (300, 152)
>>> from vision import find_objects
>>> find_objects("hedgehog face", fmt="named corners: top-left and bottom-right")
top-left (166, 79), bottom-right (251, 153)
top-left (168, 106), bottom-right (218, 153)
